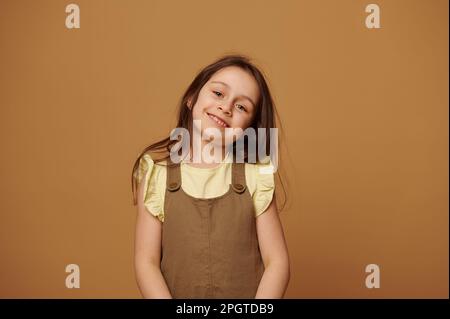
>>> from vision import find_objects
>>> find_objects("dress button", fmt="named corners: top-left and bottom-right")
top-left (233, 183), bottom-right (245, 193)
top-left (169, 182), bottom-right (178, 189)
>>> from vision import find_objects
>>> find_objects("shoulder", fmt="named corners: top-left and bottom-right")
top-left (245, 159), bottom-right (275, 218)
top-left (136, 153), bottom-right (167, 222)
top-left (245, 159), bottom-right (275, 188)
top-left (137, 154), bottom-right (167, 183)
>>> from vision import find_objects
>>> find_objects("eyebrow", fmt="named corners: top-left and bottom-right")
top-left (209, 81), bottom-right (257, 107)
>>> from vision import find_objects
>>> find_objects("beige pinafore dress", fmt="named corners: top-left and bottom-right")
top-left (160, 157), bottom-right (265, 298)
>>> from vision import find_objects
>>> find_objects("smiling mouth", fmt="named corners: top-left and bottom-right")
top-left (207, 113), bottom-right (230, 128)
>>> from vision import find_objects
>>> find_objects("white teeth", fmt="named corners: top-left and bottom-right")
top-left (208, 114), bottom-right (228, 128)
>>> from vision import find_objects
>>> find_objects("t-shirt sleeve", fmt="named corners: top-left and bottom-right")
top-left (252, 161), bottom-right (275, 218)
top-left (136, 154), bottom-right (165, 222)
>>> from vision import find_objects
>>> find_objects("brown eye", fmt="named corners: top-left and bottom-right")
top-left (236, 104), bottom-right (246, 112)
top-left (213, 91), bottom-right (223, 97)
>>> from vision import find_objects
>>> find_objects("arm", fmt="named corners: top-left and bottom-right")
top-left (254, 196), bottom-right (290, 298)
top-left (134, 177), bottom-right (172, 299)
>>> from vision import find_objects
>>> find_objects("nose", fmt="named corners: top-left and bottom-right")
top-left (218, 102), bottom-right (232, 116)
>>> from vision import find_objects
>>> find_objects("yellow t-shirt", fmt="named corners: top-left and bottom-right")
top-left (136, 152), bottom-right (275, 222)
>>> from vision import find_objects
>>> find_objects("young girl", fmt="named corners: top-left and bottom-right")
top-left (131, 55), bottom-right (290, 299)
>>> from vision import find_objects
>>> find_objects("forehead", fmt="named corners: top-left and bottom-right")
top-left (207, 66), bottom-right (259, 102)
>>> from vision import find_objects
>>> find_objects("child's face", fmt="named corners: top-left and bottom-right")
top-left (189, 66), bottom-right (259, 144)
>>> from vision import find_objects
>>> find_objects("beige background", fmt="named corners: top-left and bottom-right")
top-left (0, 0), bottom-right (448, 298)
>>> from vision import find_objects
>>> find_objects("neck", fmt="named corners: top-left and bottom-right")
top-left (186, 140), bottom-right (230, 168)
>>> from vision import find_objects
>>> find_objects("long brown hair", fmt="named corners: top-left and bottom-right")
top-left (131, 54), bottom-right (289, 212)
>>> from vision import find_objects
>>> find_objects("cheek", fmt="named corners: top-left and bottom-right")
top-left (192, 95), bottom-right (215, 114)
top-left (233, 114), bottom-right (253, 129)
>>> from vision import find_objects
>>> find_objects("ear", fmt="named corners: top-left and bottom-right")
top-left (187, 98), bottom-right (192, 110)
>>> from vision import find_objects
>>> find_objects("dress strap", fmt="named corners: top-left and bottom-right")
top-left (231, 162), bottom-right (247, 194)
top-left (166, 157), bottom-right (181, 192)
